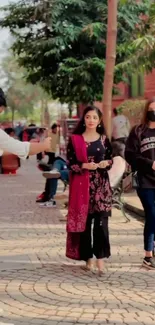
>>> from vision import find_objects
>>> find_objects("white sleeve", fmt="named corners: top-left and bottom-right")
top-left (0, 129), bottom-right (30, 159)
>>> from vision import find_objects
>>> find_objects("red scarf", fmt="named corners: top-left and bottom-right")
top-left (67, 134), bottom-right (89, 233)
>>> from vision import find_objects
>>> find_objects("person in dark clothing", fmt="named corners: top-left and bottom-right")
top-left (5, 128), bottom-right (16, 138)
top-left (125, 98), bottom-right (155, 270)
top-left (66, 105), bottom-right (112, 275)
top-left (28, 121), bottom-right (36, 127)
top-left (38, 158), bottom-right (69, 208)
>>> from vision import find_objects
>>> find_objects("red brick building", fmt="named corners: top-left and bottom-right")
top-left (144, 69), bottom-right (155, 99)
top-left (78, 69), bottom-right (155, 116)
top-left (96, 69), bottom-right (155, 112)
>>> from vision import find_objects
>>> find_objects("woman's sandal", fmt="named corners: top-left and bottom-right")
top-left (81, 259), bottom-right (94, 271)
top-left (96, 259), bottom-right (104, 276)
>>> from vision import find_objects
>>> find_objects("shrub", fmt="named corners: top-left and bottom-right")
top-left (118, 99), bottom-right (146, 126)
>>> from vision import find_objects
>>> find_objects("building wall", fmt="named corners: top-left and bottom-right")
top-left (78, 70), bottom-right (155, 117)
top-left (144, 69), bottom-right (155, 99)
top-left (78, 82), bottom-right (129, 116)
top-left (95, 82), bottom-right (129, 112)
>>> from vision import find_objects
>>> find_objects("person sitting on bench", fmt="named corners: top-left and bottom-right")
top-left (36, 157), bottom-right (69, 208)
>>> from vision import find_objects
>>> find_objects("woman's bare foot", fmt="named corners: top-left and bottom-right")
top-left (96, 259), bottom-right (104, 276)
top-left (81, 259), bottom-right (94, 271)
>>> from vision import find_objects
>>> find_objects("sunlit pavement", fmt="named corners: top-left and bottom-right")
top-left (0, 158), bottom-right (154, 325)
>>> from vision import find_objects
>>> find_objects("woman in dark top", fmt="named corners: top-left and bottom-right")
top-left (125, 98), bottom-right (155, 270)
top-left (66, 105), bottom-right (112, 275)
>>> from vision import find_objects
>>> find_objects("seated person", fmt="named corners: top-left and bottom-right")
top-left (45, 123), bottom-right (59, 165)
top-left (36, 157), bottom-right (69, 208)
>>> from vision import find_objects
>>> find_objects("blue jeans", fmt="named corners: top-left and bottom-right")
top-left (45, 159), bottom-right (69, 200)
top-left (137, 188), bottom-right (155, 252)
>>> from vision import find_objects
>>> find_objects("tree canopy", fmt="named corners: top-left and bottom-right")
top-left (1, 54), bottom-right (44, 121)
top-left (0, 0), bottom-right (150, 104)
top-left (116, 2), bottom-right (155, 74)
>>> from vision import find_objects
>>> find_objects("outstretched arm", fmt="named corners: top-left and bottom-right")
top-left (0, 129), bottom-right (51, 159)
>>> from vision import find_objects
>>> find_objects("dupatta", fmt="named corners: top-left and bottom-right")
top-left (67, 134), bottom-right (89, 233)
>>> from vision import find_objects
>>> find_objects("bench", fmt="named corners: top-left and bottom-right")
top-left (112, 177), bottom-right (130, 222)
top-left (42, 171), bottom-right (130, 222)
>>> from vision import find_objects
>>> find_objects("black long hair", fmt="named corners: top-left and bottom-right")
top-left (73, 105), bottom-right (106, 135)
top-left (0, 88), bottom-right (7, 107)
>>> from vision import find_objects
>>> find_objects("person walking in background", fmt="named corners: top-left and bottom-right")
top-left (31, 128), bottom-right (46, 162)
top-left (125, 98), bottom-right (155, 270)
top-left (112, 108), bottom-right (130, 144)
top-left (15, 122), bottom-right (23, 138)
top-left (66, 105), bottom-right (112, 275)
top-left (46, 123), bottom-right (59, 165)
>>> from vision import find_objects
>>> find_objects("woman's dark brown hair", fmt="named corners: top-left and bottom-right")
top-left (141, 98), bottom-right (155, 125)
top-left (73, 105), bottom-right (106, 135)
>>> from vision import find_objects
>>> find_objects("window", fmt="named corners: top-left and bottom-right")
top-left (128, 73), bottom-right (144, 97)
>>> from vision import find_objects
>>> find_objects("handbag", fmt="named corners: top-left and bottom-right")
top-left (122, 170), bottom-right (139, 191)
top-left (2, 154), bottom-right (20, 171)
top-left (132, 171), bottom-right (139, 189)
top-left (131, 125), bottom-right (142, 189)
top-left (108, 156), bottom-right (126, 188)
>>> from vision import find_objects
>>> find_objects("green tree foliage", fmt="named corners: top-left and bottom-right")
top-left (116, 2), bottom-right (155, 74)
top-left (0, 0), bottom-right (150, 103)
top-left (1, 54), bottom-right (44, 121)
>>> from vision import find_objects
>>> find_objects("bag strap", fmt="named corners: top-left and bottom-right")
top-left (134, 124), bottom-right (143, 145)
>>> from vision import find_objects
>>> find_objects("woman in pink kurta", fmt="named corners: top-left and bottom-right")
top-left (66, 105), bottom-right (112, 275)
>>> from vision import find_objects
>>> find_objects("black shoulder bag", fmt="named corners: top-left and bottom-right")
top-left (132, 125), bottom-right (143, 189)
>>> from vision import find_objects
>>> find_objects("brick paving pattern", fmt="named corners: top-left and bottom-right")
top-left (0, 158), bottom-right (154, 325)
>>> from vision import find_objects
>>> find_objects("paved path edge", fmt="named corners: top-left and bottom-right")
top-left (124, 202), bottom-right (144, 217)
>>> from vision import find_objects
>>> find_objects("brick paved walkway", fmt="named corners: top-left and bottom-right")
top-left (0, 158), bottom-right (154, 325)
top-left (123, 192), bottom-right (144, 217)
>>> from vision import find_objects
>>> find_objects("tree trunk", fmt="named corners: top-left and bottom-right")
top-left (44, 100), bottom-right (50, 128)
top-left (102, 0), bottom-right (118, 139)
top-left (68, 103), bottom-right (73, 118)
top-left (40, 99), bottom-right (45, 127)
